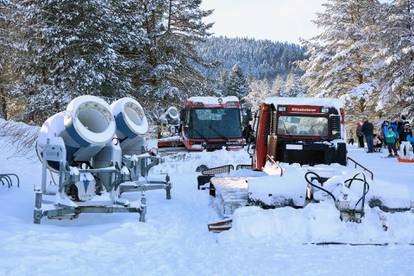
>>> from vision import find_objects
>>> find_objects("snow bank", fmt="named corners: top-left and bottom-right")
top-left (227, 204), bottom-right (414, 244)
top-left (265, 96), bottom-right (344, 110)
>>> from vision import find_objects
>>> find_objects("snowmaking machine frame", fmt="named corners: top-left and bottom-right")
top-left (34, 138), bottom-right (147, 223)
top-left (158, 96), bottom-right (246, 153)
top-left (34, 96), bottom-right (172, 224)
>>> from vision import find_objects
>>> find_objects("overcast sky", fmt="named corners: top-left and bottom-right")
top-left (201, 0), bottom-right (325, 44)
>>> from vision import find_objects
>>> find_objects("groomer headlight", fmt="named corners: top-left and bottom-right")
top-left (112, 138), bottom-right (119, 145)
top-left (193, 102), bottom-right (204, 107)
top-left (278, 106), bottom-right (287, 112)
top-left (226, 101), bottom-right (238, 107)
top-left (321, 107), bottom-right (329, 113)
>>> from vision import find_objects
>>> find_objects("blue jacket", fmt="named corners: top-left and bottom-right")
top-left (407, 134), bottom-right (414, 143)
top-left (385, 131), bottom-right (398, 144)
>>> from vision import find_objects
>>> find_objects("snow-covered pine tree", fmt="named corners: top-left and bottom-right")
top-left (270, 75), bottom-right (285, 97)
top-left (15, 0), bottom-right (139, 123)
top-left (0, 0), bottom-right (16, 119)
top-left (282, 72), bottom-right (304, 97)
top-left (245, 79), bottom-right (271, 112)
top-left (136, 0), bottom-right (213, 109)
top-left (224, 63), bottom-right (249, 100)
top-left (196, 36), bottom-right (305, 82)
top-left (300, 0), bottom-right (382, 122)
top-left (375, 0), bottom-right (414, 120)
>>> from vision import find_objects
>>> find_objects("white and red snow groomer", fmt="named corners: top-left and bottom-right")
top-left (158, 96), bottom-right (245, 152)
top-left (253, 97), bottom-right (347, 170)
top-left (182, 96), bottom-right (245, 151)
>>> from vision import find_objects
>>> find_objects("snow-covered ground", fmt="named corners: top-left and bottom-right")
top-left (1, 134), bottom-right (414, 275)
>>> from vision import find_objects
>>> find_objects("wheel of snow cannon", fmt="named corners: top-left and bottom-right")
top-left (166, 175), bottom-right (172, 200)
top-left (33, 190), bottom-right (43, 224)
top-left (139, 194), bottom-right (147, 222)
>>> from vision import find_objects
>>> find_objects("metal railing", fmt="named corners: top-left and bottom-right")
top-left (347, 157), bottom-right (374, 180)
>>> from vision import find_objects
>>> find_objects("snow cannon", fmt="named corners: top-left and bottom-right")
top-left (36, 95), bottom-right (116, 168)
top-left (158, 106), bottom-right (180, 138)
top-left (33, 95), bottom-right (171, 224)
top-left (162, 106), bottom-right (180, 124)
top-left (111, 97), bottom-right (149, 155)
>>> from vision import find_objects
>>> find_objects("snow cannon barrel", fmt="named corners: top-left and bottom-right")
top-left (111, 97), bottom-right (148, 140)
top-left (165, 106), bottom-right (179, 121)
top-left (37, 95), bottom-right (116, 167)
top-left (111, 98), bottom-right (148, 155)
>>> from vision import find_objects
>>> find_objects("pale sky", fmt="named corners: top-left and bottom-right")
top-left (201, 0), bottom-right (325, 43)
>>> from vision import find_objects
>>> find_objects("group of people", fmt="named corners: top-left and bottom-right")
top-left (349, 115), bottom-right (413, 157)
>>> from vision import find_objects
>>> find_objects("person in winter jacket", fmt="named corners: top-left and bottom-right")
top-left (381, 121), bottom-right (389, 140)
top-left (397, 115), bottom-right (409, 143)
top-left (385, 127), bottom-right (398, 157)
top-left (361, 118), bottom-right (374, 153)
top-left (356, 122), bottom-right (364, 148)
top-left (400, 123), bottom-right (413, 142)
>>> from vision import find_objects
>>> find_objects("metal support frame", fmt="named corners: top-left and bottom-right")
top-left (34, 200), bottom-right (146, 223)
top-left (120, 153), bottom-right (172, 200)
top-left (119, 178), bottom-right (172, 200)
top-left (34, 139), bottom-right (148, 224)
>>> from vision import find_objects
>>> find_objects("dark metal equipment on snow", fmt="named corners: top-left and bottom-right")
top-left (0, 173), bottom-right (19, 188)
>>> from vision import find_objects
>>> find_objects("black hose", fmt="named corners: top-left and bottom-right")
top-left (304, 171), bottom-right (337, 202)
top-left (305, 171), bottom-right (370, 214)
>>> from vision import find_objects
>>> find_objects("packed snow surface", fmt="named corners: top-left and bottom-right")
top-left (1, 128), bottom-right (414, 275)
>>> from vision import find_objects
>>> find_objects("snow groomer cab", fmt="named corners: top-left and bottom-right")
top-left (180, 96), bottom-right (246, 151)
top-left (253, 97), bottom-right (347, 169)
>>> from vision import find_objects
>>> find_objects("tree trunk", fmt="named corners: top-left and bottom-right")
top-left (0, 90), bottom-right (8, 120)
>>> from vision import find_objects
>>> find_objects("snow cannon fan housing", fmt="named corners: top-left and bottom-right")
top-left (111, 97), bottom-right (149, 154)
top-left (37, 95), bottom-right (116, 169)
top-left (165, 106), bottom-right (180, 124)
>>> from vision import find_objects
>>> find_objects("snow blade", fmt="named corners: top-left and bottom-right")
top-left (157, 137), bottom-right (187, 156)
top-left (207, 219), bottom-right (232, 232)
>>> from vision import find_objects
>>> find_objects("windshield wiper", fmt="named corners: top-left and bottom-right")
top-left (281, 120), bottom-right (291, 136)
top-left (191, 127), bottom-right (209, 142)
top-left (208, 122), bottom-right (230, 139)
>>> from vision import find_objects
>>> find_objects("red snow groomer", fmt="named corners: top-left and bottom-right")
top-left (158, 96), bottom-right (246, 153)
top-left (253, 97), bottom-right (347, 169)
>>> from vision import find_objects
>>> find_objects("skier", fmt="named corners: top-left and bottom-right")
top-left (356, 122), bottom-right (364, 148)
top-left (384, 126), bottom-right (398, 157)
top-left (361, 118), bottom-right (374, 153)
